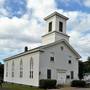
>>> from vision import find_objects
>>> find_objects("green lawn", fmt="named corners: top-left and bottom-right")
top-left (1, 83), bottom-right (44, 90)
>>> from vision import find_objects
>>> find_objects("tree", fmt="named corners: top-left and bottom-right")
top-left (84, 57), bottom-right (90, 73)
top-left (78, 61), bottom-right (84, 80)
top-left (87, 57), bottom-right (90, 61)
top-left (0, 63), bottom-right (4, 80)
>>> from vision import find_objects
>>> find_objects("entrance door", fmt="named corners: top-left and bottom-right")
top-left (57, 72), bottom-right (66, 84)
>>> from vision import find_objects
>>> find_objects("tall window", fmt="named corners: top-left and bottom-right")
top-left (59, 22), bottom-right (63, 32)
top-left (6, 62), bottom-right (8, 77)
top-left (30, 57), bottom-right (33, 78)
top-left (71, 71), bottom-right (74, 79)
top-left (47, 69), bottom-right (51, 79)
top-left (20, 59), bottom-right (23, 78)
top-left (12, 60), bottom-right (14, 77)
top-left (48, 22), bottom-right (52, 32)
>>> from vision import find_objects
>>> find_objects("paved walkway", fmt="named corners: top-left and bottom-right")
top-left (61, 87), bottom-right (90, 90)
top-left (48, 87), bottom-right (90, 90)
top-left (0, 87), bottom-right (90, 90)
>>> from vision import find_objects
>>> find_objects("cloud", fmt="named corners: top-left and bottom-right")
top-left (67, 11), bottom-right (90, 61)
top-left (56, 0), bottom-right (83, 6)
top-left (0, 0), bottom-right (9, 17)
top-left (0, 0), bottom-right (90, 62)
top-left (4, 0), bottom-right (27, 17)
top-left (0, 0), bottom-right (5, 6)
top-left (0, 0), bottom-right (57, 61)
top-left (83, 0), bottom-right (90, 7)
top-left (27, 0), bottom-right (57, 18)
top-left (0, 16), bottom-right (43, 51)
top-left (0, 0), bottom-right (57, 53)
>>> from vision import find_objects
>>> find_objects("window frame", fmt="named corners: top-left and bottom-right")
top-left (68, 60), bottom-right (71, 64)
top-left (66, 75), bottom-right (70, 79)
top-left (6, 62), bottom-right (8, 77)
top-left (20, 59), bottom-right (23, 78)
top-left (30, 57), bottom-right (33, 79)
top-left (48, 22), bottom-right (52, 32)
top-left (12, 60), bottom-right (14, 78)
top-left (61, 46), bottom-right (64, 51)
top-left (47, 69), bottom-right (51, 79)
top-left (50, 56), bottom-right (54, 62)
top-left (59, 21), bottom-right (63, 32)
top-left (71, 71), bottom-right (74, 79)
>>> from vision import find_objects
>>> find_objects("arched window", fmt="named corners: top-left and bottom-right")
top-left (30, 57), bottom-right (33, 78)
top-left (20, 59), bottom-right (23, 78)
top-left (12, 60), bottom-right (14, 77)
top-left (6, 62), bottom-right (8, 77)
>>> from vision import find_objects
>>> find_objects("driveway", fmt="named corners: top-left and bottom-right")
top-left (60, 87), bottom-right (90, 90)
top-left (48, 87), bottom-right (90, 90)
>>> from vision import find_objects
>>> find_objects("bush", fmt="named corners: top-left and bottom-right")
top-left (39, 79), bottom-right (57, 89)
top-left (71, 80), bottom-right (86, 87)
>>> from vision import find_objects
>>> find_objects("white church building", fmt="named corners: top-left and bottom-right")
top-left (4, 12), bottom-right (81, 87)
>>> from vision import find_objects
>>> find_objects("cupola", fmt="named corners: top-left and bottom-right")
top-left (42, 12), bottom-right (70, 45)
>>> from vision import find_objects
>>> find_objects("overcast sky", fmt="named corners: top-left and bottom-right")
top-left (0, 0), bottom-right (90, 63)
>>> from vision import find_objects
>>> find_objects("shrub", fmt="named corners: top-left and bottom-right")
top-left (39, 79), bottom-right (57, 89)
top-left (71, 80), bottom-right (86, 87)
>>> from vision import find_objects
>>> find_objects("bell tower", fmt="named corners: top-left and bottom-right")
top-left (42, 12), bottom-right (70, 45)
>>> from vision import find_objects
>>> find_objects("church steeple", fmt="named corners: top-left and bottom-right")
top-left (42, 12), bottom-right (70, 45)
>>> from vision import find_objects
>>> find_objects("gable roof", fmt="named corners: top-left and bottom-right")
top-left (41, 39), bottom-right (81, 59)
top-left (4, 47), bottom-right (43, 61)
top-left (4, 39), bottom-right (81, 61)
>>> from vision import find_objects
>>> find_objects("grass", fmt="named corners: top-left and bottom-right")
top-left (1, 83), bottom-right (44, 90)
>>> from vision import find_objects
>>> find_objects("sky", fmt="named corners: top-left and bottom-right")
top-left (0, 0), bottom-right (90, 63)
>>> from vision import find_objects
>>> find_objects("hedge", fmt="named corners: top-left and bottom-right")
top-left (71, 80), bottom-right (86, 87)
top-left (39, 79), bottom-right (57, 89)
